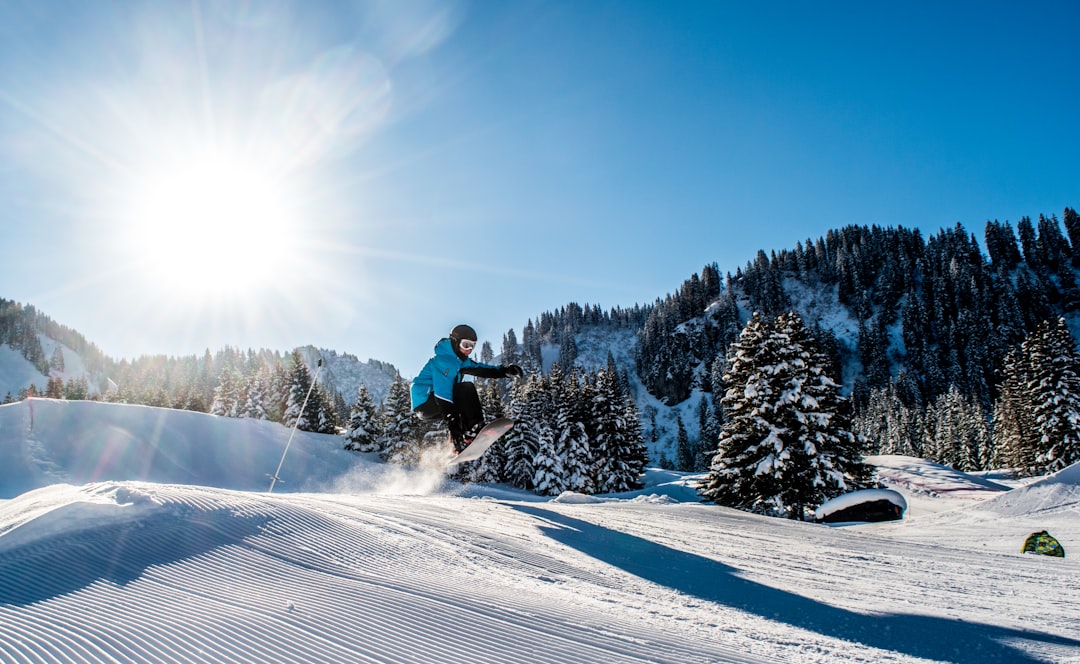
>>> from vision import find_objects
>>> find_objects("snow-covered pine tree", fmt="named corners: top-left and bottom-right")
top-left (696, 395), bottom-right (716, 470)
top-left (558, 330), bottom-right (578, 369)
top-left (241, 369), bottom-right (270, 420)
top-left (853, 382), bottom-right (923, 458)
top-left (282, 351), bottom-right (312, 429)
top-left (923, 385), bottom-right (989, 471)
top-left (701, 312), bottom-right (872, 519)
top-left (553, 364), bottom-right (594, 494)
top-left (379, 378), bottom-right (421, 465)
top-left (311, 383), bottom-right (339, 434)
top-left (282, 350), bottom-right (337, 433)
top-left (589, 365), bottom-right (646, 493)
top-left (343, 384), bottom-right (380, 453)
top-left (990, 347), bottom-right (1033, 470)
top-left (479, 340), bottom-right (495, 365)
top-left (675, 415), bottom-right (694, 471)
top-left (49, 345), bottom-right (64, 373)
top-left (521, 319), bottom-right (543, 371)
top-left (501, 329), bottom-right (522, 373)
top-left (1026, 318), bottom-right (1080, 474)
top-left (210, 368), bottom-right (243, 418)
top-left (530, 371), bottom-right (565, 496)
top-left (503, 375), bottom-right (542, 490)
top-left (587, 367), bottom-right (623, 493)
top-left (616, 390), bottom-right (648, 489)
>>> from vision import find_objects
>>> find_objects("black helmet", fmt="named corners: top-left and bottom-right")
top-left (450, 324), bottom-right (477, 342)
top-left (449, 324), bottom-right (478, 359)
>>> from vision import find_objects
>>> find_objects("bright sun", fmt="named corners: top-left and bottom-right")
top-left (124, 147), bottom-right (297, 302)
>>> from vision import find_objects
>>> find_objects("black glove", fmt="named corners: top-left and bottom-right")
top-left (500, 364), bottom-right (523, 378)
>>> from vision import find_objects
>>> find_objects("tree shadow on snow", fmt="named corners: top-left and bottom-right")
top-left (512, 504), bottom-right (1079, 664)
top-left (0, 508), bottom-right (268, 606)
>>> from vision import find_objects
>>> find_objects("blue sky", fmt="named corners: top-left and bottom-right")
top-left (1, 1), bottom-right (1077, 377)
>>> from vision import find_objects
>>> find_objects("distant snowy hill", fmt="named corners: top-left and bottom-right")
top-left (0, 398), bottom-right (1078, 663)
top-left (295, 345), bottom-right (400, 405)
top-left (0, 343), bottom-right (48, 399)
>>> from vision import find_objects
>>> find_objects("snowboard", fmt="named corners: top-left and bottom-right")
top-left (448, 417), bottom-right (514, 466)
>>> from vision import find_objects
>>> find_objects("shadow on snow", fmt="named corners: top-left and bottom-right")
top-left (511, 504), bottom-right (1079, 664)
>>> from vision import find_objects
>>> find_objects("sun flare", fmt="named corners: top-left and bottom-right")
top-left (123, 147), bottom-right (297, 301)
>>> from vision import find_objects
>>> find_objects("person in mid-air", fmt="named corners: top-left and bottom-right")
top-left (411, 324), bottom-right (523, 452)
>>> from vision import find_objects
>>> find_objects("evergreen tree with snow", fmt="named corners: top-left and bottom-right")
top-left (343, 384), bottom-right (380, 453)
top-left (282, 351), bottom-right (336, 433)
top-left (241, 370), bottom-right (271, 420)
top-left (590, 366), bottom-right (647, 493)
top-left (990, 347), bottom-right (1033, 470)
top-left (854, 382), bottom-right (923, 458)
top-left (1025, 318), bottom-right (1080, 474)
top-left (558, 330), bottom-right (578, 369)
top-left (701, 312), bottom-right (872, 520)
top-left (529, 372), bottom-right (564, 496)
top-left (379, 378), bottom-right (422, 465)
top-left (49, 345), bottom-right (65, 374)
top-left (923, 385), bottom-right (990, 471)
top-left (553, 365), bottom-right (594, 494)
top-left (210, 368), bottom-right (243, 417)
top-left (675, 415), bottom-right (695, 471)
top-left (503, 375), bottom-right (543, 490)
top-left (617, 394), bottom-right (649, 486)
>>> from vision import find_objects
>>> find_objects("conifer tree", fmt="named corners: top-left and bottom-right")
top-left (380, 378), bottom-right (421, 464)
top-left (701, 312), bottom-right (872, 519)
top-left (343, 384), bottom-right (381, 452)
top-left (503, 375), bottom-right (542, 490)
top-left (529, 372), bottom-right (564, 495)
top-left (282, 351), bottom-right (336, 433)
top-left (242, 370), bottom-right (271, 420)
top-left (1026, 318), bottom-right (1080, 474)
top-left (990, 347), bottom-right (1033, 470)
top-left (211, 368), bottom-right (243, 417)
top-left (554, 365), bottom-right (594, 494)
top-left (49, 346), bottom-right (65, 374)
top-left (675, 415), bottom-right (695, 471)
top-left (558, 330), bottom-right (578, 369)
top-left (923, 385), bottom-right (989, 471)
top-left (590, 366), bottom-right (647, 493)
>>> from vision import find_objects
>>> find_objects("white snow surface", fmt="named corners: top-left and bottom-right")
top-left (1, 400), bottom-right (1079, 663)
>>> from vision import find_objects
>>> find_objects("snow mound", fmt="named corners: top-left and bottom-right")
top-left (552, 491), bottom-right (607, 504)
top-left (0, 483), bottom-right (164, 554)
top-left (975, 461), bottom-right (1080, 518)
top-left (815, 489), bottom-right (907, 522)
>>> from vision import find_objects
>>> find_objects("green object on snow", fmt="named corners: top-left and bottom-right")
top-left (1022, 530), bottom-right (1065, 557)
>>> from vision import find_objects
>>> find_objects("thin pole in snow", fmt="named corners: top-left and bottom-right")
top-left (267, 358), bottom-right (323, 493)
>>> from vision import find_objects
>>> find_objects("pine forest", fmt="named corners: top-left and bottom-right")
top-left (4, 207), bottom-right (1080, 517)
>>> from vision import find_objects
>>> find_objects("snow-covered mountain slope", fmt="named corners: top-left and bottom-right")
top-left (297, 345), bottom-right (400, 406)
top-left (0, 399), bottom-right (1078, 663)
top-left (0, 344), bottom-right (46, 399)
top-left (0, 399), bottom-right (360, 498)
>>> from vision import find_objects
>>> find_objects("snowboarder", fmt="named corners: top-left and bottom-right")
top-left (411, 324), bottom-right (522, 452)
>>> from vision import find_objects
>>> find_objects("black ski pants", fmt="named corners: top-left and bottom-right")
top-left (413, 381), bottom-right (484, 446)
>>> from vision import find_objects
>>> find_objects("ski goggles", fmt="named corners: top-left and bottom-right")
top-left (458, 339), bottom-right (476, 352)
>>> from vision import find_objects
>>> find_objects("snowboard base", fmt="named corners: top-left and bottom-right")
top-left (448, 417), bottom-right (514, 466)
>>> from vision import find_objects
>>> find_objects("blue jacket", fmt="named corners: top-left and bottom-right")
top-left (410, 338), bottom-right (501, 409)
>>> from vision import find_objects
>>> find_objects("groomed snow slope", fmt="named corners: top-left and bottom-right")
top-left (0, 399), bottom-right (1078, 663)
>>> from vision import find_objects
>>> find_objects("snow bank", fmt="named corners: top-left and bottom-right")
top-left (976, 460), bottom-right (1080, 518)
top-left (815, 488), bottom-right (907, 521)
